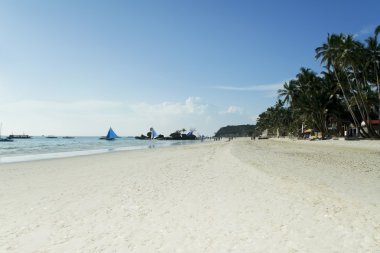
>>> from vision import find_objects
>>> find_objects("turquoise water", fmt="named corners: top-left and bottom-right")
top-left (0, 136), bottom-right (198, 163)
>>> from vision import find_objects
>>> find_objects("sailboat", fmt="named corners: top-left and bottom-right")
top-left (100, 127), bottom-right (119, 140)
top-left (0, 123), bottom-right (13, 142)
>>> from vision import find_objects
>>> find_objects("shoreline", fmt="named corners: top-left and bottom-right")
top-left (0, 139), bottom-right (203, 164)
top-left (2, 136), bottom-right (379, 165)
top-left (1, 138), bottom-right (379, 252)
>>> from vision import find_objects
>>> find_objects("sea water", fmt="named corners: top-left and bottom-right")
top-left (0, 136), bottom-right (197, 163)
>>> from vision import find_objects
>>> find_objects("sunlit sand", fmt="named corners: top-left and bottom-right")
top-left (1, 138), bottom-right (379, 252)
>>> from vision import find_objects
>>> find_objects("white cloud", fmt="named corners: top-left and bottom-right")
top-left (354, 24), bottom-right (377, 38)
top-left (219, 105), bottom-right (243, 114)
top-left (214, 82), bottom-right (284, 92)
top-left (127, 97), bottom-right (212, 136)
top-left (0, 99), bottom-right (125, 136)
top-left (130, 97), bottom-right (208, 116)
top-left (0, 99), bottom-right (123, 112)
top-left (0, 97), bottom-right (257, 136)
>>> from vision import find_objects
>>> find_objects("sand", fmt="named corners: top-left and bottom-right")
top-left (0, 138), bottom-right (379, 252)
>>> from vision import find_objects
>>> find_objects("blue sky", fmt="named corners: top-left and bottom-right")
top-left (0, 0), bottom-right (379, 136)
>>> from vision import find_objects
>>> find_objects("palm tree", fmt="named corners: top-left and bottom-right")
top-left (278, 68), bottom-right (340, 138)
top-left (296, 68), bottom-right (331, 137)
top-left (365, 25), bottom-right (380, 123)
top-left (278, 81), bottom-right (296, 105)
top-left (315, 33), bottom-right (363, 134)
top-left (335, 33), bottom-right (379, 137)
top-left (258, 26), bottom-right (380, 139)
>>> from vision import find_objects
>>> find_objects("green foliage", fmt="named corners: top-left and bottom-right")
top-left (258, 25), bottom-right (380, 139)
top-left (215, 125), bottom-right (256, 137)
top-left (256, 100), bottom-right (297, 137)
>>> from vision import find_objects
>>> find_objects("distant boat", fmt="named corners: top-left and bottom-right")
top-left (63, 136), bottom-right (75, 139)
top-left (46, 136), bottom-right (58, 139)
top-left (101, 127), bottom-right (119, 140)
top-left (8, 134), bottom-right (31, 139)
top-left (0, 138), bottom-right (13, 142)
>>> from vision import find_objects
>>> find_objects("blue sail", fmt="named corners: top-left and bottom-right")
top-left (106, 127), bottom-right (118, 140)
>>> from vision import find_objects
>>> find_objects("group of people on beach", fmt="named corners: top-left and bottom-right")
top-left (213, 136), bottom-right (238, 141)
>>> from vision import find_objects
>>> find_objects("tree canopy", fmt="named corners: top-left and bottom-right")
top-left (256, 25), bottom-right (380, 139)
top-left (215, 125), bottom-right (256, 137)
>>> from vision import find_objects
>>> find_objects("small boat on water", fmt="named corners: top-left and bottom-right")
top-left (0, 138), bottom-right (13, 142)
top-left (8, 134), bottom-right (31, 139)
top-left (63, 136), bottom-right (75, 139)
top-left (46, 136), bottom-right (58, 139)
top-left (101, 127), bottom-right (119, 140)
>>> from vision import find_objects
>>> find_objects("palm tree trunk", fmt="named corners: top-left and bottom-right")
top-left (359, 72), bottom-right (380, 138)
top-left (344, 68), bottom-right (367, 124)
top-left (333, 70), bottom-right (360, 129)
top-left (351, 66), bottom-right (374, 128)
top-left (375, 66), bottom-right (380, 131)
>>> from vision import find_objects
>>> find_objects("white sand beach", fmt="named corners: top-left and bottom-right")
top-left (0, 138), bottom-right (379, 252)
